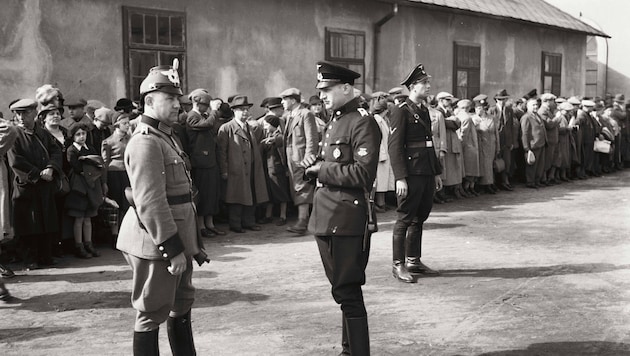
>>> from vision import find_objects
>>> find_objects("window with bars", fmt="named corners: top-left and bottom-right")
top-left (453, 43), bottom-right (481, 100)
top-left (542, 52), bottom-right (562, 96)
top-left (123, 7), bottom-right (186, 102)
top-left (325, 28), bottom-right (365, 91)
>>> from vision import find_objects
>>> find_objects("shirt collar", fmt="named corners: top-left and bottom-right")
top-left (73, 142), bottom-right (87, 150)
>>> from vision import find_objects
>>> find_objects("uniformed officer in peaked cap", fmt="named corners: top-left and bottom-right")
top-left (117, 59), bottom-right (208, 356)
top-left (300, 60), bottom-right (381, 355)
top-left (388, 63), bottom-right (443, 284)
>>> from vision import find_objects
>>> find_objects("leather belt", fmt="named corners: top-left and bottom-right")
top-left (406, 141), bottom-right (433, 148)
top-left (167, 193), bottom-right (192, 205)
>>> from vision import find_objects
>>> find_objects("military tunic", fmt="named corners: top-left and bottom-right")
top-left (308, 98), bottom-right (380, 318)
top-left (388, 98), bottom-right (441, 259)
top-left (117, 115), bottom-right (203, 331)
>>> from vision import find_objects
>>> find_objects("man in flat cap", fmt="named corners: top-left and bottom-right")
top-left (520, 98), bottom-right (548, 188)
top-left (300, 60), bottom-right (380, 355)
top-left (538, 93), bottom-right (561, 185)
top-left (604, 94), bottom-right (628, 170)
top-left (280, 87), bottom-right (318, 235)
top-left (117, 59), bottom-right (209, 356)
top-left (575, 100), bottom-right (598, 178)
top-left (435, 91), bottom-right (464, 199)
top-left (388, 63), bottom-right (443, 284)
top-left (60, 97), bottom-right (93, 131)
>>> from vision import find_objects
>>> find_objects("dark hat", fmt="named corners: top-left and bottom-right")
top-left (227, 94), bottom-right (240, 104)
top-left (494, 89), bottom-right (510, 100)
top-left (400, 63), bottom-right (431, 87)
top-left (523, 89), bottom-right (538, 99)
top-left (316, 61), bottom-right (361, 89)
top-left (178, 95), bottom-right (192, 105)
top-left (263, 97), bottom-right (283, 109)
top-left (308, 95), bottom-right (322, 105)
top-left (218, 102), bottom-right (234, 119)
top-left (112, 112), bottom-right (130, 126)
top-left (473, 94), bottom-right (489, 107)
top-left (230, 95), bottom-right (254, 109)
top-left (139, 58), bottom-right (183, 96)
top-left (9, 98), bottom-right (38, 111)
top-left (114, 98), bottom-right (135, 111)
top-left (614, 94), bottom-right (625, 103)
top-left (264, 115), bottom-right (281, 128)
top-left (65, 97), bottom-right (88, 108)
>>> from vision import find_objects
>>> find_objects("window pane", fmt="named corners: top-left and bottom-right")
top-left (552, 77), bottom-right (561, 95)
top-left (171, 17), bottom-right (183, 46)
top-left (145, 15), bottom-right (157, 44)
top-left (457, 87), bottom-right (468, 99)
top-left (543, 75), bottom-right (552, 93)
top-left (131, 50), bottom-right (157, 77)
top-left (457, 70), bottom-right (468, 87)
top-left (158, 16), bottom-right (170, 45)
top-left (356, 35), bottom-right (364, 58)
top-left (468, 70), bottom-right (480, 87)
top-left (130, 13), bottom-right (144, 44)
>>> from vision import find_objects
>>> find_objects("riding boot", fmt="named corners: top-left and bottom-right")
top-left (133, 329), bottom-right (159, 356)
top-left (339, 313), bottom-right (351, 355)
top-left (346, 316), bottom-right (370, 356)
top-left (167, 310), bottom-right (196, 356)
top-left (392, 222), bottom-right (415, 283)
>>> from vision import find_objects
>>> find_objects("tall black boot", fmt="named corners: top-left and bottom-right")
top-left (167, 310), bottom-right (196, 356)
top-left (339, 313), bottom-right (351, 355)
top-left (392, 222), bottom-right (415, 283)
top-left (346, 316), bottom-right (370, 356)
top-left (133, 329), bottom-right (159, 356)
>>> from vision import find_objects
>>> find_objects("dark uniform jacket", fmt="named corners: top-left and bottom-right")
top-left (308, 98), bottom-right (381, 237)
top-left (388, 98), bottom-right (442, 180)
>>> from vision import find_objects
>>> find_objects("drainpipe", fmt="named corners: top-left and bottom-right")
top-left (373, 3), bottom-right (398, 90)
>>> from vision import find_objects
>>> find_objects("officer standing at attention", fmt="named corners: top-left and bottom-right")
top-left (117, 59), bottom-right (209, 356)
top-left (301, 61), bottom-right (381, 356)
top-left (388, 64), bottom-right (443, 283)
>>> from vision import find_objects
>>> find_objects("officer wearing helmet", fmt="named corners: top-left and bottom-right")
top-left (117, 59), bottom-right (208, 356)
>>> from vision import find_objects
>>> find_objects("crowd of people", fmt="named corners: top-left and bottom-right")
top-left (0, 78), bottom-right (629, 300)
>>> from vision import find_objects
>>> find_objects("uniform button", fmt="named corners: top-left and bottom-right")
top-left (318, 142), bottom-right (322, 146)
top-left (326, 134), bottom-right (330, 138)
top-left (332, 226), bottom-right (337, 234)
top-left (324, 143), bottom-right (328, 147)
top-left (321, 151), bottom-right (326, 155)
top-left (336, 140), bottom-right (341, 144)
top-left (158, 246), bottom-right (164, 251)
top-left (161, 171), bottom-right (165, 175)
top-left (408, 156), bottom-right (412, 160)
top-left (415, 120), bottom-right (418, 123)
top-left (353, 200), bottom-right (358, 205)
top-left (162, 253), bottom-right (168, 258)
top-left (336, 111), bottom-right (341, 116)
top-left (328, 125), bottom-right (332, 130)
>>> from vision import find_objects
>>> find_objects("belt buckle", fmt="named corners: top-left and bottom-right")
top-left (426, 141), bottom-right (433, 147)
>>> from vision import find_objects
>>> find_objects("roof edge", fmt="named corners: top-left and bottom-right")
top-left (377, 0), bottom-right (610, 38)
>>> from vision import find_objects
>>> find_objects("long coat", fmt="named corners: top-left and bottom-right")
top-left (438, 106), bottom-right (463, 185)
top-left (473, 114), bottom-right (500, 185)
top-left (0, 121), bottom-right (17, 240)
top-left (7, 124), bottom-right (62, 236)
top-left (458, 112), bottom-right (480, 177)
top-left (217, 119), bottom-right (269, 206)
top-left (283, 107), bottom-right (318, 205)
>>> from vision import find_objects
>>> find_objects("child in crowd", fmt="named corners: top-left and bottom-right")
top-left (260, 115), bottom-right (291, 225)
top-left (65, 124), bottom-right (106, 259)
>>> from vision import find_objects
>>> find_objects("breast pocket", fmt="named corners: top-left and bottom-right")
top-left (328, 136), bottom-right (352, 163)
top-left (164, 155), bottom-right (187, 185)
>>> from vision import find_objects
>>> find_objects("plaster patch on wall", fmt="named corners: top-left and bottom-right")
top-left (0, 0), bottom-right (52, 99)
top-left (505, 36), bottom-right (515, 75)
top-left (216, 66), bottom-right (238, 100)
top-left (265, 70), bottom-right (289, 98)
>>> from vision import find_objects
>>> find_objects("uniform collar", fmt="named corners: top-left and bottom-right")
top-left (406, 98), bottom-right (427, 111)
top-left (331, 97), bottom-right (361, 118)
top-left (141, 115), bottom-right (173, 136)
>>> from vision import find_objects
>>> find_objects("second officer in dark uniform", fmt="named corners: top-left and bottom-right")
top-left (301, 61), bottom-right (381, 356)
top-left (388, 63), bottom-right (443, 283)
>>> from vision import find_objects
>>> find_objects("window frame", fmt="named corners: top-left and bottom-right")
top-left (122, 6), bottom-right (187, 101)
top-left (452, 42), bottom-right (481, 100)
top-left (324, 27), bottom-right (366, 92)
top-left (541, 51), bottom-right (562, 96)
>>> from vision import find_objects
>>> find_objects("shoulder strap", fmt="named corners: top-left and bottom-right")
top-left (403, 103), bottom-right (432, 134)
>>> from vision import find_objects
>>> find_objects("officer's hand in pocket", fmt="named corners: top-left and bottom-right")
top-left (167, 253), bottom-right (187, 276)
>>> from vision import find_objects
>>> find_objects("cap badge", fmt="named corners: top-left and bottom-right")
top-left (161, 58), bottom-right (181, 87)
top-left (358, 148), bottom-right (368, 157)
top-left (317, 71), bottom-right (324, 81)
top-left (333, 147), bottom-right (341, 159)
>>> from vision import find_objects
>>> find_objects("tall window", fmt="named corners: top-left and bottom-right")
top-left (123, 7), bottom-right (186, 101)
top-left (453, 43), bottom-right (481, 99)
top-left (325, 28), bottom-right (365, 91)
top-left (542, 52), bottom-right (562, 96)
top-left (585, 37), bottom-right (598, 98)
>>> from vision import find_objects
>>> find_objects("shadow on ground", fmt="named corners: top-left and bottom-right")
top-left (474, 341), bottom-right (630, 356)
top-left (0, 326), bottom-right (79, 343)
top-left (440, 263), bottom-right (630, 279)
top-left (11, 288), bottom-right (269, 312)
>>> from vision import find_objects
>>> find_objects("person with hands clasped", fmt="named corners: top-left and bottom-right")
top-left (388, 64), bottom-right (443, 284)
top-left (301, 61), bottom-right (381, 356)
top-left (116, 59), bottom-right (209, 356)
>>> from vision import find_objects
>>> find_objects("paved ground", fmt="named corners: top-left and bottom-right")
top-left (1, 170), bottom-right (630, 355)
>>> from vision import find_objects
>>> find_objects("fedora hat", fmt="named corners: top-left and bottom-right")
top-left (230, 95), bottom-right (254, 109)
top-left (494, 89), bottom-right (510, 99)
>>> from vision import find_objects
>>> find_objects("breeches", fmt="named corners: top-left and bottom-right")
top-left (123, 253), bottom-right (195, 332)
top-left (316, 235), bottom-right (369, 318)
